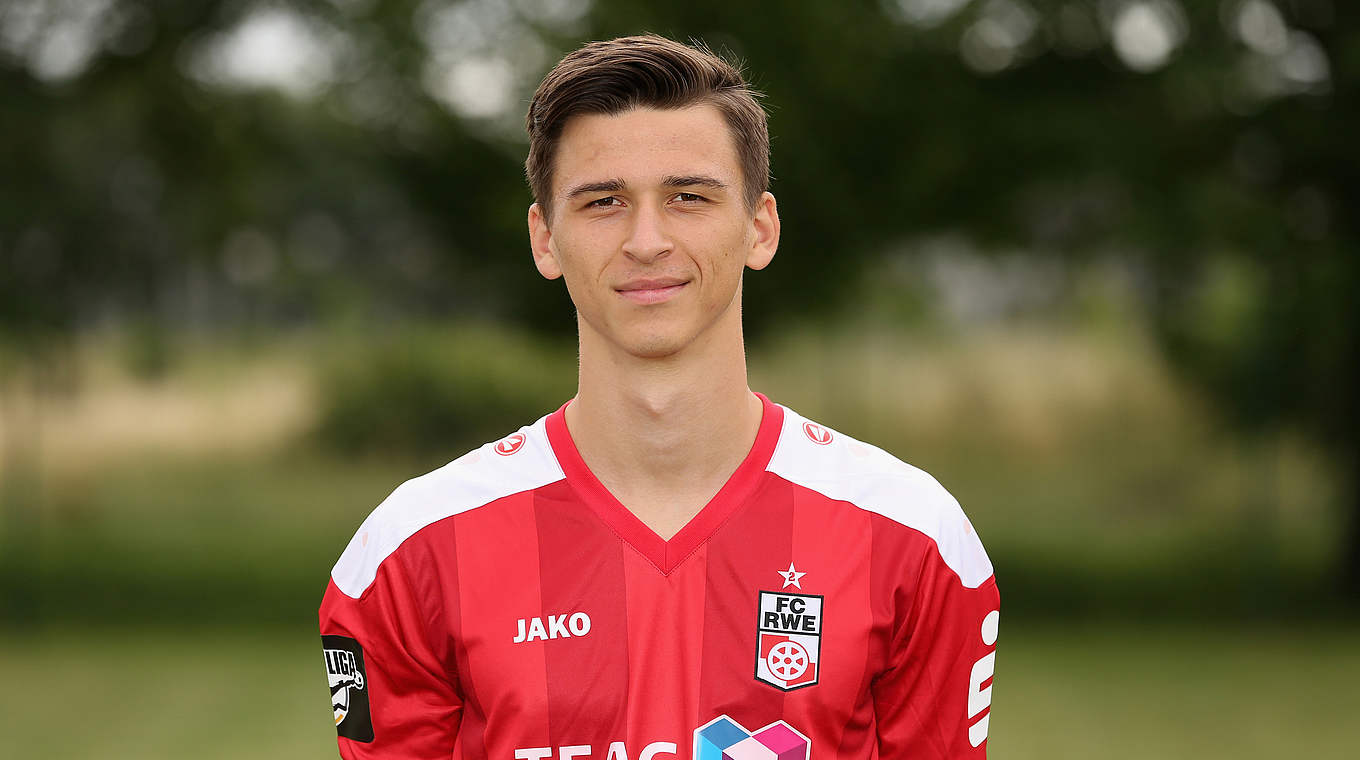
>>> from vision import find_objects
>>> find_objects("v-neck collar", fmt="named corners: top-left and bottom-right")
top-left (545, 392), bottom-right (783, 574)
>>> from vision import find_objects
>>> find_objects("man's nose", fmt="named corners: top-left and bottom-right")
top-left (622, 203), bottom-right (672, 264)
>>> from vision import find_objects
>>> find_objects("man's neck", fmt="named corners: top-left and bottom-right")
top-left (564, 318), bottom-right (764, 540)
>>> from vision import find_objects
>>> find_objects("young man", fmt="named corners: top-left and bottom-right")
top-left (320, 35), bottom-right (998, 759)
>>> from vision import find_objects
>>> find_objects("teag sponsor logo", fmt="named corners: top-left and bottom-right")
top-left (512, 716), bottom-right (810, 760)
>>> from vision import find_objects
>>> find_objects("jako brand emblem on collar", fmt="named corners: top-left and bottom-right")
top-left (802, 422), bottom-right (832, 445)
top-left (322, 635), bottom-right (374, 742)
top-left (496, 432), bottom-right (527, 456)
top-left (694, 714), bottom-right (810, 760)
top-left (754, 591), bottom-right (822, 691)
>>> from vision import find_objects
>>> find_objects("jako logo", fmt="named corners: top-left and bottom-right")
top-left (513, 612), bottom-right (592, 643)
top-left (966, 610), bottom-right (1000, 747)
top-left (496, 433), bottom-right (526, 456)
top-left (802, 422), bottom-right (833, 445)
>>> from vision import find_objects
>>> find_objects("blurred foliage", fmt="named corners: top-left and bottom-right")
top-left (2, 324), bottom-right (1343, 627)
top-left (1, 0), bottom-right (1357, 586)
top-left (313, 324), bottom-right (574, 455)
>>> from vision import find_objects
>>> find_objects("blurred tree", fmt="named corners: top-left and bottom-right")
top-left (0, 0), bottom-right (1355, 594)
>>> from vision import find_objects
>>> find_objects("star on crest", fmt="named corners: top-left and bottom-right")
top-left (779, 562), bottom-right (807, 589)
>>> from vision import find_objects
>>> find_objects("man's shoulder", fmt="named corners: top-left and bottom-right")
top-left (329, 412), bottom-right (565, 598)
top-left (768, 404), bottom-right (952, 502)
top-left (768, 404), bottom-right (993, 588)
top-left (375, 412), bottom-right (564, 521)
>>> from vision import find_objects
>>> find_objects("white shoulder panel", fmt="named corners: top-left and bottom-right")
top-left (766, 406), bottom-right (994, 588)
top-left (330, 414), bottom-right (565, 598)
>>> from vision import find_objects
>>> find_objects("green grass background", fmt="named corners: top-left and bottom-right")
top-left (5, 623), bottom-right (1356, 759)
top-left (2, 323), bottom-right (1354, 757)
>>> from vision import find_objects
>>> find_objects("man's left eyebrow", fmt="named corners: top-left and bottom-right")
top-left (662, 175), bottom-right (728, 191)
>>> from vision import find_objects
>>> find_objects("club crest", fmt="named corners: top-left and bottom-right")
top-left (754, 591), bottom-right (822, 691)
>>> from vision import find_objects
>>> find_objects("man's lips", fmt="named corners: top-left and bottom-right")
top-left (615, 278), bottom-right (689, 304)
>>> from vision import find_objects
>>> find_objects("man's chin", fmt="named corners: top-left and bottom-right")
top-left (623, 337), bottom-right (685, 361)
top-left (580, 319), bottom-right (704, 361)
top-left (610, 327), bottom-right (694, 361)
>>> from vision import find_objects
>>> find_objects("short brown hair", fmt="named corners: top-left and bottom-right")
top-left (525, 34), bottom-right (769, 219)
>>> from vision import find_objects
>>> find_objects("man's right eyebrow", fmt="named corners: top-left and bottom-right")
top-left (564, 179), bottom-right (626, 199)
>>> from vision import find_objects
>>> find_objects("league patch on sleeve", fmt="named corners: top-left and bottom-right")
top-left (322, 635), bottom-right (374, 742)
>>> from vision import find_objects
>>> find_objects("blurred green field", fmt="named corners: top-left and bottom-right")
top-left (1, 323), bottom-right (1353, 757)
top-left (3, 324), bottom-right (1344, 625)
top-left (4, 622), bottom-right (1356, 759)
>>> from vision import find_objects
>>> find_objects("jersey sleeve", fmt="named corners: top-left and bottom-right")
top-left (319, 549), bottom-right (462, 759)
top-left (872, 546), bottom-right (1000, 758)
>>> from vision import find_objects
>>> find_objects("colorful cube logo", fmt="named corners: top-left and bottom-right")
top-left (694, 715), bottom-right (810, 760)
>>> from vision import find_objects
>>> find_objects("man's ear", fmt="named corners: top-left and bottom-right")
top-left (527, 203), bottom-right (562, 280)
top-left (745, 192), bottom-right (780, 271)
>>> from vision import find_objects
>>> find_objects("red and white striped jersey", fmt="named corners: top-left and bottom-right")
top-left (319, 394), bottom-right (999, 760)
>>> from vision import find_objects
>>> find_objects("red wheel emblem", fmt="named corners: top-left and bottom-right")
top-left (766, 640), bottom-right (810, 680)
top-left (803, 422), bottom-right (833, 445)
top-left (494, 433), bottom-right (525, 456)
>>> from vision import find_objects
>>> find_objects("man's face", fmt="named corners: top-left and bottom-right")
top-left (528, 104), bottom-right (779, 360)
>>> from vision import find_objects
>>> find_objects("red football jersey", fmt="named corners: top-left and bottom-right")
top-left (319, 394), bottom-right (999, 759)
